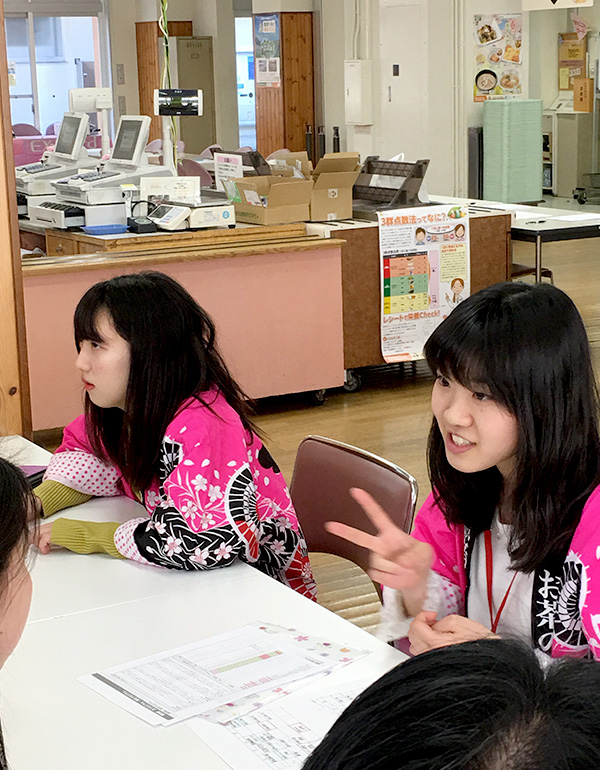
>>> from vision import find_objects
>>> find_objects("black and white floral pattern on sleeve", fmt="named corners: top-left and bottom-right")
top-left (132, 505), bottom-right (243, 570)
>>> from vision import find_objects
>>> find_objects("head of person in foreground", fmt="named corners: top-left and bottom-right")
top-left (303, 638), bottom-right (600, 770)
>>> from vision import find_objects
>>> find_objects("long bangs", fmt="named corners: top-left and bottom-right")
top-left (74, 283), bottom-right (108, 350)
top-left (424, 298), bottom-right (517, 411)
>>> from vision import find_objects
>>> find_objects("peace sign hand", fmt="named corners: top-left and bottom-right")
top-left (325, 488), bottom-right (433, 617)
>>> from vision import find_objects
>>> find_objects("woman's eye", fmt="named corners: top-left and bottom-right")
top-left (473, 391), bottom-right (492, 402)
top-left (436, 374), bottom-right (450, 387)
top-left (90, 341), bottom-right (101, 350)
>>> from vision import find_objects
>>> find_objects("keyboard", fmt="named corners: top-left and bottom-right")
top-left (71, 171), bottom-right (120, 183)
top-left (19, 162), bottom-right (61, 174)
top-left (39, 201), bottom-right (84, 217)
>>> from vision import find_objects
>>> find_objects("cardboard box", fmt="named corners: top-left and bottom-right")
top-left (558, 32), bottom-right (586, 91)
top-left (573, 77), bottom-right (593, 112)
top-left (309, 152), bottom-right (360, 221)
top-left (224, 176), bottom-right (313, 225)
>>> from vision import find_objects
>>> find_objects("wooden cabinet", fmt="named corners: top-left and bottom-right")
top-left (255, 12), bottom-right (315, 158)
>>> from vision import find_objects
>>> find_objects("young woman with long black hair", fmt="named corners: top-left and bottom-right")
top-left (328, 282), bottom-right (600, 658)
top-left (33, 272), bottom-right (316, 599)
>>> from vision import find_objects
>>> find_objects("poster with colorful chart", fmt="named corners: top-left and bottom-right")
top-left (377, 205), bottom-right (470, 363)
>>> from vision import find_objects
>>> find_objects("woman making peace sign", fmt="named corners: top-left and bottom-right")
top-left (328, 282), bottom-right (600, 659)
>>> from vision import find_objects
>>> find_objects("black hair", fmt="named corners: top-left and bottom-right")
top-left (0, 458), bottom-right (38, 770)
top-left (74, 271), bottom-right (258, 492)
top-left (303, 639), bottom-right (600, 770)
top-left (424, 281), bottom-right (600, 573)
top-left (0, 457), bottom-right (36, 587)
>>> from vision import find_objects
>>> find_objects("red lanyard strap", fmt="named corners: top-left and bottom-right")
top-left (484, 529), bottom-right (518, 635)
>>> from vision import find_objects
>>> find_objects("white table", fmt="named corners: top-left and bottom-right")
top-left (430, 194), bottom-right (600, 283)
top-left (0, 437), bottom-right (404, 770)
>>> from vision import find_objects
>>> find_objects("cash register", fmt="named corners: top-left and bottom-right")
top-left (15, 112), bottom-right (96, 214)
top-left (28, 115), bottom-right (173, 228)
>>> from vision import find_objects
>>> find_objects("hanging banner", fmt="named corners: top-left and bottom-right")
top-left (523, 0), bottom-right (592, 9)
top-left (378, 205), bottom-right (470, 363)
top-left (473, 14), bottom-right (523, 102)
top-left (254, 14), bottom-right (281, 87)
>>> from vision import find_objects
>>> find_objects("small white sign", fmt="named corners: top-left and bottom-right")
top-left (214, 152), bottom-right (244, 192)
top-left (522, 0), bottom-right (592, 9)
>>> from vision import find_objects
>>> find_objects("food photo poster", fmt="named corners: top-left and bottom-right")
top-left (474, 14), bottom-right (523, 102)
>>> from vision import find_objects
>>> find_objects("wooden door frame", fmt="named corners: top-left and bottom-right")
top-left (0, 4), bottom-right (33, 437)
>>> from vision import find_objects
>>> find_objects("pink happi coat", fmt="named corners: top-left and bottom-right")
top-left (410, 488), bottom-right (600, 658)
top-left (45, 389), bottom-right (316, 600)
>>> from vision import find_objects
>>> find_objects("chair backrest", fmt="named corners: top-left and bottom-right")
top-left (199, 143), bottom-right (223, 159)
top-left (177, 158), bottom-right (213, 186)
top-left (235, 145), bottom-right (253, 153)
top-left (12, 123), bottom-right (41, 136)
top-left (290, 435), bottom-right (418, 597)
top-left (44, 121), bottom-right (62, 136)
top-left (145, 138), bottom-right (162, 152)
top-left (266, 148), bottom-right (291, 160)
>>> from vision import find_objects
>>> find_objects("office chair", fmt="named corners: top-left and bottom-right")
top-left (290, 435), bottom-right (418, 603)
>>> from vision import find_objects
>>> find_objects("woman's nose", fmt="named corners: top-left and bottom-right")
top-left (444, 393), bottom-right (473, 427)
top-left (76, 349), bottom-right (89, 371)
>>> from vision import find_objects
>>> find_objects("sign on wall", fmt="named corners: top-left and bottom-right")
top-left (523, 0), bottom-right (592, 9)
top-left (377, 206), bottom-right (470, 363)
top-left (473, 14), bottom-right (523, 102)
top-left (254, 14), bottom-right (281, 88)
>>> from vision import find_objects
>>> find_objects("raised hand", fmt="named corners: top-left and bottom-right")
top-left (325, 488), bottom-right (433, 616)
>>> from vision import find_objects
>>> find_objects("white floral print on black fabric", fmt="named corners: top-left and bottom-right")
top-left (133, 506), bottom-right (241, 570)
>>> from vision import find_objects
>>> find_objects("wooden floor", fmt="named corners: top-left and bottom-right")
top-left (252, 238), bottom-right (600, 632)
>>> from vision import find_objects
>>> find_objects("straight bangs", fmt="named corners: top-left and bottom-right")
top-left (424, 300), bottom-right (517, 415)
top-left (74, 285), bottom-right (108, 350)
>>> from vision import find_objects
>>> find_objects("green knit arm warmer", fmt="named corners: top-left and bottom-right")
top-left (35, 479), bottom-right (92, 518)
top-left (50, 519), bottom-right (125, 559)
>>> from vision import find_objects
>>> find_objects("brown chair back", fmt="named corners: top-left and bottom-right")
top-left (290, 435), bottom-right (418, 598)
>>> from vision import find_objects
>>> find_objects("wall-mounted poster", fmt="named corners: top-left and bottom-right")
top-left (254, 14), bottom-right (281, 88)
top-left (377, 205), bottom-right (470, 363)
top-left (473, 14), bottom-right (523, 102)
top-left (523, 0), bottom-right (592, 9)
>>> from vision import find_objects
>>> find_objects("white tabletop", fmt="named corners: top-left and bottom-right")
top-left (0, 437), bottom-right (404, 769)
top-left (429, 194), bottom-right (600, 233)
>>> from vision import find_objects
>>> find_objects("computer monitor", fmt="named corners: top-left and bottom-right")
top-left (109, 115), bottom-right (151, 167)
top-left (52, 113), bottom-right (90, 162)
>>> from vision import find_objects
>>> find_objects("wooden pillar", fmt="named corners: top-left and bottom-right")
top-left (255, 12), bottom-right (315, 159)
top-left (0, 3), bottom-right (32, 437)
top-left (135, 20), bottom-right (194, 142)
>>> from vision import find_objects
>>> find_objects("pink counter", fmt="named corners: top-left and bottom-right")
top-left (23, 242), bottom-right (345, 431)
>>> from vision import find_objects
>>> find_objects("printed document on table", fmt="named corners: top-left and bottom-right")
top-left (188, 678), bottom-right (373, 770)
top-left (79, 625), bottom-right (335, 726)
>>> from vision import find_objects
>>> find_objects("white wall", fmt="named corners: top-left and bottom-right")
top-left (529, 9), bottom-right (568, 107)
top-left (155, 0), bottom-right (239, 148)
top-left (107, 0), bottom-right (141, 118)
top-left (253, 1), bottom-right (312, 10)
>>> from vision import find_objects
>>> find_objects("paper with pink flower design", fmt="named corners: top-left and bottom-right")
top-left (198, 621), bottom-right (370, 724)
